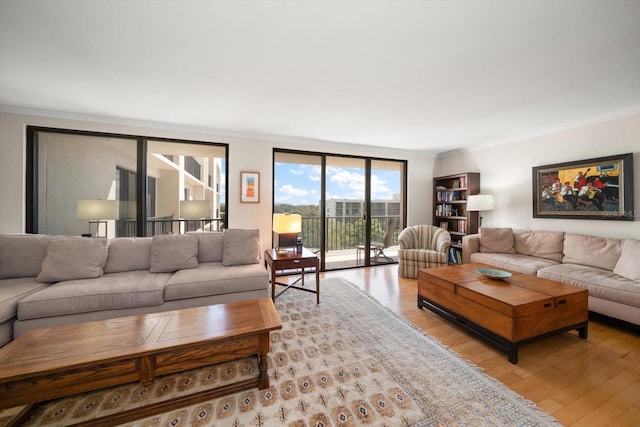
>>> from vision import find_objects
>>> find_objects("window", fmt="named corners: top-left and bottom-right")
top-left (27, 127), bottom-right (227, 237)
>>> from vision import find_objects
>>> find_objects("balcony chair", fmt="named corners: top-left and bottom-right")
top-left (371, 217), bottom-right (398, 264)
top-left (397, 224), bottom-right (451, 278)
top-left (356, 217), bottom-right (398, 265)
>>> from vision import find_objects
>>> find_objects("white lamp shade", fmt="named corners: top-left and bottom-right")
top-left (180, 200), bottom-right (211, 219)
top-left (273, 213), bottom-right (302, 233)
top-left (76, 199), bottom-right (119, 220)
top-left (467, 194), bottom-right (495, 212)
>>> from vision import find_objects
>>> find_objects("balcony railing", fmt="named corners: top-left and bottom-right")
top-left (118, 215), bottom-right (225, 237)
top-left (299, 215), bottom-right (399, 251)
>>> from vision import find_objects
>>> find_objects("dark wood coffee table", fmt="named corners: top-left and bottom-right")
top-left (0, 298), bottom-right (282, 425)
top-left (418, 263), bottom-right (588, 363)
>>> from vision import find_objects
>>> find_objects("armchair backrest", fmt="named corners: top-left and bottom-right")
top-left (398, 225), bottom-right (450, 253)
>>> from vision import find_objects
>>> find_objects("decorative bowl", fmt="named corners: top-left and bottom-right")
top-left (476, 268), bottom-right (512, 280)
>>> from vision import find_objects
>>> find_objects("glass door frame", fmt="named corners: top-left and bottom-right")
top-left (25, 126), bottom-right (229, 236)
top-left (273, 148), bottom-right (407, 271)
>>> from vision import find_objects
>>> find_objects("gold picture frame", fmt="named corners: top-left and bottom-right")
top-left (240, 171), bottom-right (260, 203)
top-left (532, 153), bottom-right (633, 220)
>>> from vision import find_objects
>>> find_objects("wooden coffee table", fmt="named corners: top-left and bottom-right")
top-left (418, 263), bottom-right (588, 363)
top-left (0, 298), bottom-right (282, 425)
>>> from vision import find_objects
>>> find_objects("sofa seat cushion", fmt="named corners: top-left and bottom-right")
top-left (164, 262), bottom-right (268, 301)
top-left (538, 264), bottom-right (640, 309)
top-left (0, 278), bottom-right (50, 323)
top-left (18, 270), bottom-right (170, 320)
top-left (469, 252), bottom-right (560, 276)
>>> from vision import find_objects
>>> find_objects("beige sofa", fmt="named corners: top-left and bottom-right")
top-left (462, 228), bottom-right (640, 328)
top-left (0, 230), bottom-right (269, 347)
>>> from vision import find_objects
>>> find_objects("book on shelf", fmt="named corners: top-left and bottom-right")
top-left (436, 191), bottom-right (462, 202)
top-left (448, 247), bottom-right (462, 264)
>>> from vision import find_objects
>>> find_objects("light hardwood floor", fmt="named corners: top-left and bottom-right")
top-left (322, 265), bottom-right (640, 427)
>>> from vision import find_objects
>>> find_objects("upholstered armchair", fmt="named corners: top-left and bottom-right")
top-left (397, 225), bottom-right (451, 278)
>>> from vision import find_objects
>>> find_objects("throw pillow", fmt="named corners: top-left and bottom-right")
top-left (103, 237), bottom-right (152, 273)
top-left (37, 237), bottom-right (108, 283)
top-left (479, 227), bottom-right (516, 254)
top-left (0, 234), bottom-right (54, 279)
top-left (149, 234), bottom-right (199, 273)
top-left (223, 229), bottom-right (261, 266)
top-left (514, 230), bottom-right (564, 262)
top-left (562, 233), bottom-right (622, 271)
top-left (193, 232), bottom-right (224, 263)
top-left (613, 239), bottom-right (640, 282)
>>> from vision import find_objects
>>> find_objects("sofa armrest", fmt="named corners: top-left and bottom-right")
top-left (462, 234), bottom-right (480, 264)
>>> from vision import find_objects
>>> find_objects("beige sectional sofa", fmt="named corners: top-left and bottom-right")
top-left (462, 228), bottom-right (640, 328)
top-left (0, 230), bottom-right (269, 347)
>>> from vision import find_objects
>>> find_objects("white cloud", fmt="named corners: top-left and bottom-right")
top-left (308, 165), bottom-right (321, 182)
top-left (280, 184), bottom-right (309, 197)
top-left (371, 174), bottom-right (393, 199)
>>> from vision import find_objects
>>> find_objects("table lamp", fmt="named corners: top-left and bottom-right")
top-left (76, 199), bottom-right (119, 237)
top-left (466, 194), bottom-right (495, 228)
top-left (180, 200), bottom-right (211, 219)
top-left (273, 213), bottom-right (302, 254)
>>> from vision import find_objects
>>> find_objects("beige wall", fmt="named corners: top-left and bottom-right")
top-left (0, 111), bottom-right (435, 250)
top-left (435, 112), bottom-right (640, 239)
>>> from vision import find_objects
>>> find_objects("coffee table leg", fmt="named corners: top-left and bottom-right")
top-left (257, 333), bottom-right (270, 389)
top-left (508, 344), bottom-right (519, 364)
top-left (578, 323), bottom-right (588, 339)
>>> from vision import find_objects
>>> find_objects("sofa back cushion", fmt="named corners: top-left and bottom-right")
top-left (37, 237), bottom-right (108, 282)
top-left (562, 233), bottom-right (622, 271)
top-left (149, 234), bottom-right (199, 273)
top-left (613, 239), bottom-right (640, 282)
top-left (479, 228), bottom-right (516, 254)
top-left (222, 229), bottom-right (261, 266)
top-left (514, 230), bottom-right (564, 262)
top-left (193, 232), bottom-right (224, 263)
top-left (0, 234), bottom-right (55, 279)
top-left (104, 237), bottom-right (152, 273)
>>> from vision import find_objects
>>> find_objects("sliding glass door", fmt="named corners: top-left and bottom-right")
top-left (274, 150), bottom-right (406, 270)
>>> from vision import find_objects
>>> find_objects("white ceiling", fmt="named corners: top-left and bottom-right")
top-left (1, 0), bottom-right (640, 154)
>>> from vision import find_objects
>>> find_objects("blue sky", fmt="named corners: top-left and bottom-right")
top-left (274, 163), bottom-right (401, 205)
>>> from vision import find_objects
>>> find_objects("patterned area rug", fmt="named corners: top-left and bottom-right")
top-left (0, 278), bottom-right (560, 426)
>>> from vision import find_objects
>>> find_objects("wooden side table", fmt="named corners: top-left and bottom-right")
top-left (264, 248), bottom-right (320, 304)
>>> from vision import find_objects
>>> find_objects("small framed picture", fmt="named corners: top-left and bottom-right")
top-left (240, 171), bottom-right (260, 203)
top-left (439, 221), bottom-right (449, 230)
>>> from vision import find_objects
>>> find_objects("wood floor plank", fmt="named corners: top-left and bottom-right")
top-left (329, 266), bottom-right (640, 427)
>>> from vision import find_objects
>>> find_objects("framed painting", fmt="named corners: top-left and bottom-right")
top-left (532, 153), bottom-right (633, 220)
top-left (240, 171), bottom-right (260, 203)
